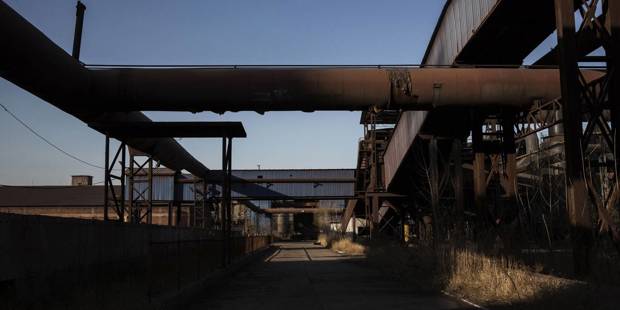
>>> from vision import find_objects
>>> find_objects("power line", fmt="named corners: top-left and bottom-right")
top-left (0, 102), bottom-right (105, 170)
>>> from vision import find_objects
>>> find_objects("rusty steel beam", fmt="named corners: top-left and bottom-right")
top-left (340, 199), bottom-right (358, 232)
top-left (0, 1), bottom-right (209, 178)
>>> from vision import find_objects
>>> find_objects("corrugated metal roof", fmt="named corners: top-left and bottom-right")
top-left (423, 0), bottom-right (497, 65)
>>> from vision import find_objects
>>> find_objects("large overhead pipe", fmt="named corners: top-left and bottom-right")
top-left (0, 0), bottom-right (605, 115)
top-left (0, 1), bottom-right (208, 178)
top-left (87, 67), bottom-right (603, 112)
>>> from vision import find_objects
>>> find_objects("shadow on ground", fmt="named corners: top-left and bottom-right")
top-left (182, 242), bottom-right (477, 310)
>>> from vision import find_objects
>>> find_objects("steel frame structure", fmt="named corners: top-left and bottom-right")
top-left (191, 178), bottom-right (209, 228)
top-left (471, 114), bottom-right (519, 249)
top-left (427, 136), bottom-right (467, 244)
top-left (221, 137), bottom-right (233, 265)
top-left (103, 136), bottom-right (126, 221)
top-left (127, 147), bottom-right (154, 224)
top-left (553, 0), bottom-right (619, 276)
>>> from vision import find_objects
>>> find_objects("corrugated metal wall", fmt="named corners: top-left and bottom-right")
top-left (383, 0), bottom-right (498, 188)
top-left (383, 111), bottom-right (429, 187)
top-left (127, 176), bottom-right (174, 201)
top-left (127, 169), bottom-right (355, 201)
top-left (424, 0), bottom-right (498, 65)
top-left (228, 169), bottom-right (354, 200)
top-left (229, 182), bottom-right (353, 199)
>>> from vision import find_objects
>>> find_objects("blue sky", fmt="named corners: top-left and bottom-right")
top-left (3, 0), bottom-right (588, 185)
top-left (0, 0), bottom-right (444, 185)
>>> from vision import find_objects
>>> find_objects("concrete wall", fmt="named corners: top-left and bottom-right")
top-left (0, 213), bottom-right (269, 310)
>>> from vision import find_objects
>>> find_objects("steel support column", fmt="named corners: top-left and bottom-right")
top-left (173, 170), bottom-right (182, 226)
top-left (608, 0), bottom-right (620, 194)
top-left (127, 149), bottom-right (154, 224)
top-left (203, 181), bottom-right (208, 228)
top-left (226, 137), bottom-right (232, 264)
top-left (221, 137), bottom-right (233, 265)
top-left (167, 201), bottom-right (173, 226)
top-left (604, 0), bottom-right (620, 245)
top-left (472, 117), bottom-right (487, 229)
top-left (191, 178), bottom-right (208, 228)
top-left (501, 114), bottom-right (518, 252)
top-left (555, 0), bottom-right (593, 276)
top-left (500, 114), bottom-right (518, 233)
top-left (103, 136), bottom-right (126, 222)
top-left (104, 136), bottom-right (109, 221)
top-left (501, 115), bottom-right (517, 202)
top-left (128, 154), bottom-right (134, 222)
top-left (190, 178), bottom-right (197, 227)
top-left (372, 195), bottom-right (379, 230)
top-left (452, 138), bottom-right (465, 239)
top-left (365, 195), bottom-right (372, 238)
top-left (429, 136), bottom-right (440, 245)
top-left (147, 159), bottom-right (153, 224)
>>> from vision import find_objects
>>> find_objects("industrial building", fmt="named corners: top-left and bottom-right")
top-left (0, 169), bottom-right (354, 236)
top-left (1, 0), bottom-right (619, 309)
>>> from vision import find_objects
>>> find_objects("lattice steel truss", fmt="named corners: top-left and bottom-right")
top-left (127, 147), bottom-right (154, 224)
top-left (103, 136), bottom-right (126, 222)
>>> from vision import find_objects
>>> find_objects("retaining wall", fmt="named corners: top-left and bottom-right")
top-left (0, 213), bottom-right (269, 309)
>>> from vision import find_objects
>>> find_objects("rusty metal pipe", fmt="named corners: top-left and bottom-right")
top-left (0, 1), bottom-right (209, 178)
top-left (87, 67), bottom-right (604, 112)
top-left (0, 0), bottom-right (605, 115)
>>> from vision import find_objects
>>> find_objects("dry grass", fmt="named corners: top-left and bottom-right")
top-left (331, 238), bottom-right (366, 255)
top-left (318, 233), bottom-right (367, 255)
top-left (344, 238), bottom-right (620, 309)
top-left (442, 248), bottom-right (620, 309)
top-left (442, 248), bottom-right (576, 307)
top-left (317, 233), bottom-right (332, 247)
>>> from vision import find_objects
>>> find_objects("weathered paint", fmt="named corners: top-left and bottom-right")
top-left (384, 0), bottom-right (498, 189)
top-left (424, 0), bottom-right (498, 66)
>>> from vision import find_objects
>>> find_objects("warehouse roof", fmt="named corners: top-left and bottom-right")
top-left (0, 169), bottom-right (356, 206)
top-left (0, 185), bottom-right (117, 207)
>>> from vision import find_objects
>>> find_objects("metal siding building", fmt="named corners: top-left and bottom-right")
top-left (128, 169), bottom-right (355, 201)
top-left (229, 169), bottom-right (355, 200)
